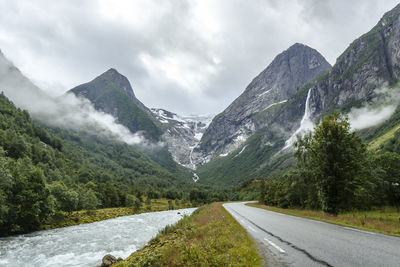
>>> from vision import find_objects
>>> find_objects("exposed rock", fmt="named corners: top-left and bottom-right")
top-left (101, 254), bottom-right (118, 267)
top-left (194, 43), bottom-right (331, 165)
top-left (150, 108), bottom-right (213, 169)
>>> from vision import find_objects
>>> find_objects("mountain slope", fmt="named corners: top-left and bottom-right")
top-left (151, 108), bottom-right (213, 169)
top-left (0, 91), bottom-right (198, 235)
top-left (193, 43), bottom-right (331, 165)
top-left (69, 69), bottom-right (162, 141)
top-left (198, 3), bottom-right (400, 186)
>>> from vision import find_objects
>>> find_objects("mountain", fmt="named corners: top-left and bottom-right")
top-left (69, 68), bottom-right (162, 141)
top-left (0, 50), bottom-right (194, 192)
top-left (193, 43), bottom-right (331, 165)
top-left (150, 108), bottom-right (213, 169)
top-left (0, 50), bottom-right (53, 113)
top-left (196, 3), bottom-right (400, 186)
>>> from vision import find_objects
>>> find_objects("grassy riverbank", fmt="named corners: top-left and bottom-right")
top-left (114, 202), bottom-right (262, 267)
top-left (248, 203), bottom-right (400, 237)
top-left (42, 198), bottom-right (192, 230)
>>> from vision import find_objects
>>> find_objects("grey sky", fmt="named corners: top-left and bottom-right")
top-left (0, 0), bottom-right (398, 115)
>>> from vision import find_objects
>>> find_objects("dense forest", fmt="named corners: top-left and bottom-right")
top-left (259, 113), bottom-right (400, 214)
top-left (0, 93), bottom-right (231, 236)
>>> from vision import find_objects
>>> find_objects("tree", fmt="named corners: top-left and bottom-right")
top-left (295, 113), bottom-right (367, 215)
top-left (2, 159), bottom-right (51, 235)
top-left (371, 152), bottom-right (400, 210)
top-left (81, 189), bottom-right (101, 211)
top-left (48, 182), bottom-right (79, 213)
top-left (259, 179), bottom-right (266, 204)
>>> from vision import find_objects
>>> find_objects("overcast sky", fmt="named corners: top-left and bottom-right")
top-left (0, 0), bottom-right (398, 115)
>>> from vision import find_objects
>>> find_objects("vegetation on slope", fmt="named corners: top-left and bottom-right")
top-left (258, 113), bottom-right (400, 215)
top-left (114, 202), bottom-right (262, 267)
top-left (0, 92), bottom-right (230, 236)
top-left (69, 69), bottom-right (162, 141)
top-left (196, 127), bottom-right (287, 186)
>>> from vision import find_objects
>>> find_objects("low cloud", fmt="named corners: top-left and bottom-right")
top-left (348, 87), bottom-right (400, 130)
top-left (0, 51), bottom-right (146, 145)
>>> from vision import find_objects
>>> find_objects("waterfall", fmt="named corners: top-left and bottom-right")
top-left (283, 88), bottom-right (314, 149)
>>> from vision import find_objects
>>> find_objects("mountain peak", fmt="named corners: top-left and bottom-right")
top-left (104, 68), bottom-right (121, 76)
top-left (95, 68), bottom-right (136, 99)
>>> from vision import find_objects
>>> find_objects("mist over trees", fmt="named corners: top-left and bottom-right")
top-left (0, 93), bottom-right (237, 236)
top-left (259, 113), bottom-right (400, 214)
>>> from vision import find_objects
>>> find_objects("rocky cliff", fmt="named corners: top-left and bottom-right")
top-left (197, 4), bottom-right (400, 185)
top-left (151, 108), bottom-right (213, 169)
top-left (193, 43), bottom-right (331, 165)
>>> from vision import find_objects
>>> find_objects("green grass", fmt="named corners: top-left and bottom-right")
top-left (42, 198), bottom-right (192, 230)
top-left (369, 124), bottom-right (400, 150)
top-left (114, 202), bottom-right (262, 267)
top-left (248, 203), bottom-right (400, 237)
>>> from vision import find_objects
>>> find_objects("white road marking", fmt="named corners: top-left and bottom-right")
top-left (343, 227), bottom-right (376, 235)
top-left (264, 238), bottom-right (286, 253)
top-left (248, 226), bottom-right (257, 232)
top-left (240, 219), bottom-right (245, 224)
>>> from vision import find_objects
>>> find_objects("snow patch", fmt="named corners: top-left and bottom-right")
top-left (194, 132), bottom-right (203, 141)
top-left (263, 100), bottom-right (287, 111)
top-left (257, 89), bottom-right (271, 97)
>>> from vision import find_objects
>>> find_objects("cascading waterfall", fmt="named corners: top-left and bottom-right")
top-left (283, 88), bottom-right (314, 149)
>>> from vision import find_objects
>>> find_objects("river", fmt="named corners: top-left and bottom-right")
top-left (0, 208), bottom-right (196, 267)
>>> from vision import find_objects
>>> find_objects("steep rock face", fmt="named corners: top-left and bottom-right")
top-left (194, 43), bottom-right (331, 165)
top-left (151, 108), bottom-right (213, 169)
top-left (197, 3), bottom-right (400, 186)
top-left (308, 4), bottom-right (400, 119)
top-left (69, 69), bottom-right (162, 141)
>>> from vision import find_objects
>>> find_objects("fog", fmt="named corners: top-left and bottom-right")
top-left (0, 51), bottom-right (145, 145)
top-left (348, 86), bottom-right (400, 130)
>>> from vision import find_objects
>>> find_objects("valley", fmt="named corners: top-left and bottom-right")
top-left (1, 1), bottom-right (400, 267)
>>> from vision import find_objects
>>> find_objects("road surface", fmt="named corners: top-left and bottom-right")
top-left (223, 202), bottom-right (400, 267)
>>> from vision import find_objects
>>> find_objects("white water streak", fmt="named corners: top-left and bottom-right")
top-left (284, 89), bottom-right (313, 149)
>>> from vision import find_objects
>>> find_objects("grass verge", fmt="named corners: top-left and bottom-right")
top-left (113, 202), bottom-right (262, 267)
top-left (247, 203), bottom-right (400, 237)
top-left (42, 198), bottom-right (192, 230)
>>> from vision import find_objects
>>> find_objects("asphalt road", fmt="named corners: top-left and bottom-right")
top-left (223, 202), bottom-right (400, 267)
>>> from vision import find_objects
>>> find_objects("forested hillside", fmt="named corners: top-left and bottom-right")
top-left (0, 93), bottom-right (194, 236)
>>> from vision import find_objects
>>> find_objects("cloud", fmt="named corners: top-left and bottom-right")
top-left (348, 87), bottom-right (400, 130)
top-left (0, 51), bottom-right (146, 145)
top-left (0, 0), bottom-right (399, 115)
top-left (348, 105), bottom-right (397, 130)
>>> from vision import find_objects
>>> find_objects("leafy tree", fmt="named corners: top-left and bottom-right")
top-left (295, 113), bottom-right (367, 214)
top-left (259, 179), bottom-right (266, 203)
top-left (48, 182), bottom-right (79, 213)
top-left (371, 152), bottom-right (400, 210)
top-left (81, 189), bottom-right (101, 211)
top-left (1, 158), bottom-right (51, 235)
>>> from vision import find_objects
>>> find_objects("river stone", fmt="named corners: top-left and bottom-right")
top-left (102, 254), bottom-right (117, 267)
